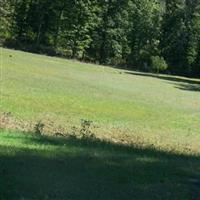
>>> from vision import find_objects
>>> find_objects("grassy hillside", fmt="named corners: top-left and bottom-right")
top-left (0, 48), bottom-right (200, 200)
top-left (1, 47), bottom-right (200, 153)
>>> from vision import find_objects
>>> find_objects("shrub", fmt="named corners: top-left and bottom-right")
top-left (34, 121), bottom-right (45, 135)
top-left (151, 56), bottom-right (168, 73)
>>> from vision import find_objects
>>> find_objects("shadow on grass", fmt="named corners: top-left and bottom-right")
top-left (0, 133), bottom-right (200, 200)
top-left (174, 83), bottom-right (200, 92)
top-left (125, 71), bottom-right (200, 92)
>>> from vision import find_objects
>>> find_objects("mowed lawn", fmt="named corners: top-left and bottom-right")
top-left (0, 48), bottom-right (200, 199)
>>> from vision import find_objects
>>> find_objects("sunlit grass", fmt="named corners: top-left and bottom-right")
top-left (1, 47), bottom-right (200, 153)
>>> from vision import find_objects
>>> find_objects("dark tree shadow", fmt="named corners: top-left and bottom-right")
top-left (0, 134), bottom-right (200, 200)
top-left (125, 71), bottom-right (200, 92)
top-left (175, 83), bottom-right (200, 92)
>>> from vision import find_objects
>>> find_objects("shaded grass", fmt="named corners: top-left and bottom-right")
top-left (0, 130), bottom-right (200, 200)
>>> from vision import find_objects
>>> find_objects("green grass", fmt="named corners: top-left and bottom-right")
top-left (1, 47), bottom-right (200, 153)
top-left (0, 130), bottom-right (200, 200)
top-left (0, 48), bottom-right (200, 199)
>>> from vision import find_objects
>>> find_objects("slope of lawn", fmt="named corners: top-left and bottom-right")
top-left (0, 130), bottom-right (200, 200)
top-left (0, 47), bottom-right (200, 153)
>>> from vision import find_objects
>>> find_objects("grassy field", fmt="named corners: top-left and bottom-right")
top-left (0, 47), bottom-right (200, 199)
top-left (1, 47), bottom-right (200, 152)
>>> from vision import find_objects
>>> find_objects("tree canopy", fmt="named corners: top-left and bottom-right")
top-left (0, 0), bottom-right (200, 77)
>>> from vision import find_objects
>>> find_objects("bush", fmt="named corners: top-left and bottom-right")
top-left (151, 56), bottom-right (168, 73)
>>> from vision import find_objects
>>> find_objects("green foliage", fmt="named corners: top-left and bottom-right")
top-left (185, 0), bottom-right (200, 75)
top-left (128, 0), bottom-right (162, 69)
top-left (0, 0), bottom-right (200, 76)
top-left (160, 0), bottom-right (187, 72)
top-left (0, 0), bottom-right (13, 40)
top-left (160, 0), bottom-right (200, 76)
top-left (34, 121), bottom-right (45, 135)
top-left (151, 56), bottom-right (168, 73)
top-left (80, 119), bottom-right (94, 138)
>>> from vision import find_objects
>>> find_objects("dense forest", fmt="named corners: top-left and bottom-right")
top-left (0, 0), bottom-right (200, 77)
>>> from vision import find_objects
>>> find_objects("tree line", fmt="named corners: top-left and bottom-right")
top-left (0, 0), bottom-right (200, 77)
